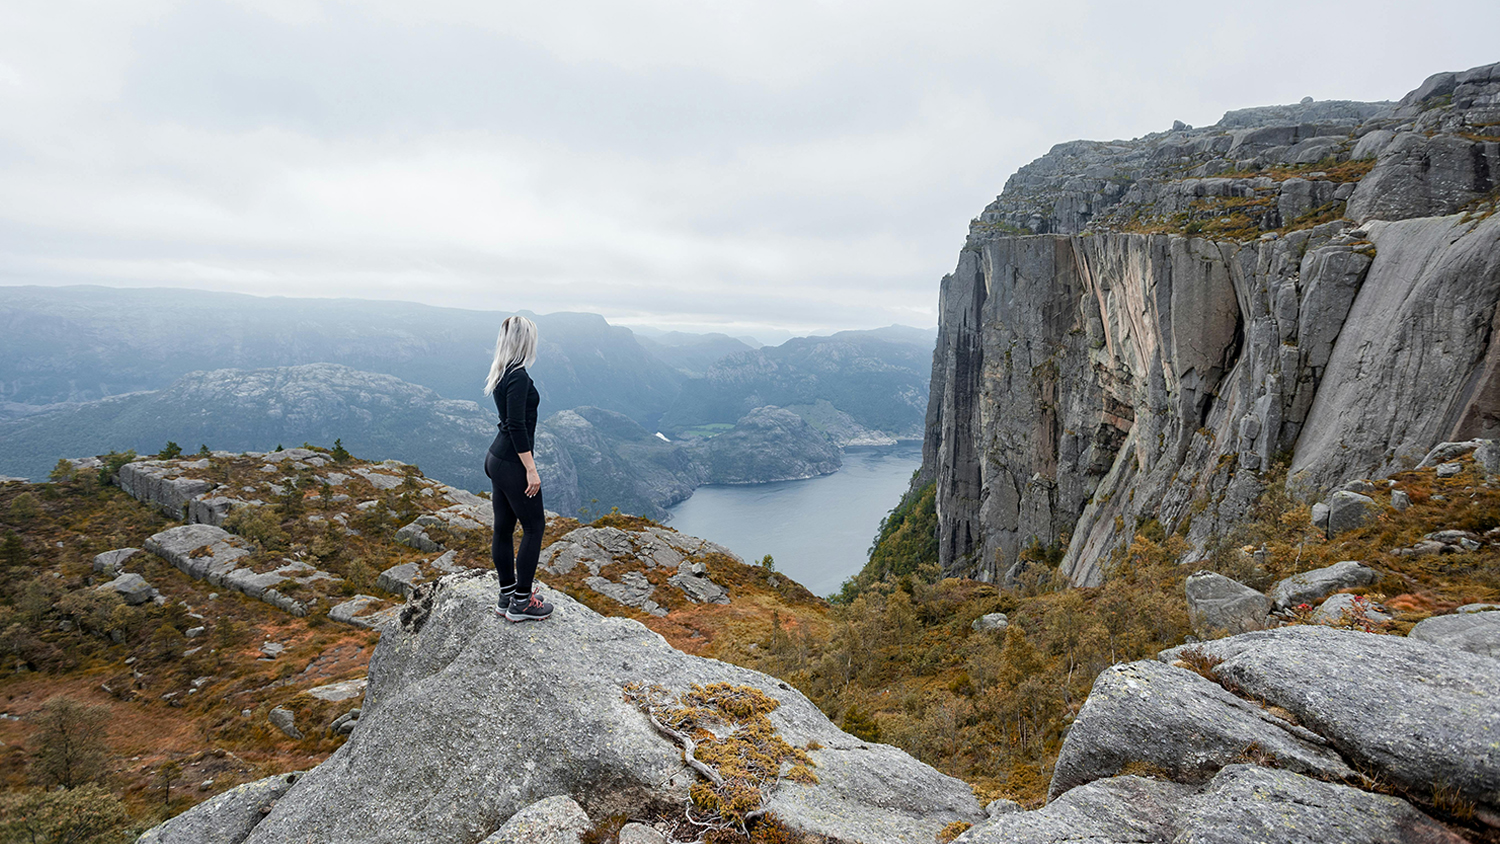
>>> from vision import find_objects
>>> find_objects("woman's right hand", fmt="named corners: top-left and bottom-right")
top-left (525, 468), bottom-right (541, 498)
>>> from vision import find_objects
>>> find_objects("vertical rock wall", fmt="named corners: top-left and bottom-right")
top-left (923, 61), bottom-right (1500, 586)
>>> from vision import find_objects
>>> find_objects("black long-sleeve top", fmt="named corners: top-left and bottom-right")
top-left (489, 366), bottom-right (540, 463)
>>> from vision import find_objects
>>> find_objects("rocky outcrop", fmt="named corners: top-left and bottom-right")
top-left (144, 524), bottom-right (329, 617)
top-left (920, 61), bottom-right (1500, 585)
top-left (235, 573), bottom-right (983, 844)
top-left (136, 772), bottom-right (302, 844)
top-left (957, 626), bottom-right (1488, 843)
top-left (95, 572), bottom-right (158, 606)
top-left (541, 526), bottom-right (741, 616)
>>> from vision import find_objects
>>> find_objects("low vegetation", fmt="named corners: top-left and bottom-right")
top-left (2, 441), bottom-right (1496, 839)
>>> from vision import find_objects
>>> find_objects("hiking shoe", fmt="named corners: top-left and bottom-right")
top-left (505, 591), bottom-right (554, 623)
top-left (494, 586), bottom-right (517, 617)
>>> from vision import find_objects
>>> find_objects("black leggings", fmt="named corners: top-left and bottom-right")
top-left (485, 451), bottom-right (545, 595)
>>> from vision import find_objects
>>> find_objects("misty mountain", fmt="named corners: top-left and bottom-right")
top-left (635, 332), bottom-right (757, 378)
top-left (0, 286), bottom-right (681, 428)
top-left (658, 332), bottom-right (932, 437)
top-left (0, 363), bottom-right (495, 489)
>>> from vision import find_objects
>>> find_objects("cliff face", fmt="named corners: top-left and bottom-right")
top-left (923, 62), bottom-right (1500, 585)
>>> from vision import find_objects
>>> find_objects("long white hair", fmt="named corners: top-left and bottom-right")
top-left (483, 315), bottom-right (538, 395)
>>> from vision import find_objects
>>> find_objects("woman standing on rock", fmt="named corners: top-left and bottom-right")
top-left (483, 315), bottom-right (554, 623)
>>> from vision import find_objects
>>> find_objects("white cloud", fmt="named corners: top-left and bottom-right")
top-left (1, 0), bottom-right (1496, 334)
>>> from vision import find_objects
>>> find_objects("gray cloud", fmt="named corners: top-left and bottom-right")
top-left (1, 0), bottom-right (1497, 339)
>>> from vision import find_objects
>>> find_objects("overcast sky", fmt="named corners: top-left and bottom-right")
top-left (1, 1), bottom-right (1496, 339)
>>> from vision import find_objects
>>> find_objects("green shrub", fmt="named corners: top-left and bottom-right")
top-left (223, 505), bottom-right (288, 551)
top-left (0, 784), bottom-right (128, 844)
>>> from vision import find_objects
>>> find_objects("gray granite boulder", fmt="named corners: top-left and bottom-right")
top-left (1269, 560), bottom-right (1379, 610)
top-left (1326, 491), bottom-right (1377, 535)
top-left (136, 772), bottom-right (303, 844)
top-left (306, 678), bottom-right (366, 702)
top-left (92, 547), bottom-right (139, 576)
top-left (961, 766), bottom-right (1462, 844)
top-left (1158, 626), bottom-right (1500, 812)
top-left (96, 572), bottom-right (157, 606)
top-left (1476, 440), bottom-right (1500, 476)
top-left (1048, 660), bottom-right (1352, 799)
top-left (982, 798), bottom-right (1021, 817)
top-left (1184, 571), bottom-right (1269, 636)
top-left (955, 775), bottom-right (1190, 843)
top-left (328, 596), bottom-right (399, 630)
top-left (394, 519), bottom-right (443, 553)
top-left (668, 562), bottom-right (730, 604)
top-left (544, 526), bottom-right (736, 609)
top-left (1311, 502), bottom-right (1330, 531)
top-left (377, 562), bottom-right (421, 598)
top-left (268, 706), bottom-right (302, 739)
top-left (1391, 489), bottom-right (1411, 511)
top-left (1170, 764), bottom-right (1466, 844)
top-left (1311, 592), bottom-right (1392, 625)
top-left (616, 823), bottom-right (666, 844)
top-left (971, 612), bottom-right (1009, 632)
top-left (479, 795), bottom-right (589, 844)
top-left (1409, 610), bottom-right (1500, 658)
top-left (240, 573), bottom-right (982, 844)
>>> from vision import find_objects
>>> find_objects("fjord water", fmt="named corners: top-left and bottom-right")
top-left (666, 442), bottom-right (924, 597)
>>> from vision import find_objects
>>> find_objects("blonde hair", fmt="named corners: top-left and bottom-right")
top-left (483, 315), bottom-right (538, 395)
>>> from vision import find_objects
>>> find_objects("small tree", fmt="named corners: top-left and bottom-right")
top-left (148, 623), bottom-right (186, 663)
top-left (839, 704), bottom-right (881, 742)
top-left (8, 492), bottom-right (41, 522)
top-left (158, 441), bottom-right (182, 459)
top-left (330, 438), bottom-right (351, 463)
top-left (30, 697), bottom-right (110, 789)
top-left (759, 554), bottom-right (776, 573)
top-left (48, 459), bottom-right (76, 484)
top-left (97, 451), bottom-right (136, 486)
top-left (196, 444), bottom-right (212, 457)
top-left (1, 530), bottom-right (26, 569)
top-left (0, 784), bottom-right (128, 844)
top-left (156, 760), bottom-right (182, 812)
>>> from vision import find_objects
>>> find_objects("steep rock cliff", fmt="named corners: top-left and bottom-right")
top-left (922, 61), bottom-right (1500, 585)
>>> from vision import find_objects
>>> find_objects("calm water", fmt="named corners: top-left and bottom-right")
top-left (666, 442), bottom-right (924, 597)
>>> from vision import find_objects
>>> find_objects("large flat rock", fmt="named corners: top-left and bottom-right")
top-left (1409, 610), bottom-right (1500, 659)
top-left (962, 766), bottom-right (1462, 844)
top-left (241, 573), bottom-right (982, 844)
top-left (1049, 660), bottom-right (1352, 799)
top-left (1159, 626), bottom-right (1500, 812)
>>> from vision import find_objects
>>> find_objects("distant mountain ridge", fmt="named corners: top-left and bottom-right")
top-left (0, 287), bottom-right (931, 443)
